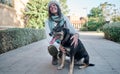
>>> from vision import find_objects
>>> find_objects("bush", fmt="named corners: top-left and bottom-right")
top-left (87, 20), bottom-right (105, 31)
top-left (0, 28), bottom-right (46, 54)
top-left (80, 27), bottom-right (88, 31)
top-left (102, 22), bottom-right (120, 42)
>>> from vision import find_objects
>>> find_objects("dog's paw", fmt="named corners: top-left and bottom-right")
top-left (78, 65), bottom-right (87, 69)
top-left (57, 66), bottom-right (63, 70)
top-left (68, 71), bottom-right (73, 74)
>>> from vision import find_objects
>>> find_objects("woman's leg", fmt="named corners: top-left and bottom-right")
top-left (48, 45), bottom-right (58, 65)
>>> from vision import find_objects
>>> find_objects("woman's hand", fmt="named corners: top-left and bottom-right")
top-left (59, 45), bottom-right (66, 53)
top-left (70, 33), bottom-right (79, 48)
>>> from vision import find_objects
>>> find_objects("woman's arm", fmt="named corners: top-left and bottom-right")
top-left (45, 20), bottom-right (52, 43)
top-left (45, 20), bottom-right (60, 49)
top-left (64, 16), bottom-right (76, 34)
top-left (64, 16), bottom-right (79, 48)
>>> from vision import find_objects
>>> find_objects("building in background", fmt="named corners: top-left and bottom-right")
top-left (68, 13), bottom-right (88, 30)
top-left (0, 0), bottom-right (29, 30)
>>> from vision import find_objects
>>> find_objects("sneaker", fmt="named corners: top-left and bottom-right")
top-left (48, 45), bottom-right (58, 57)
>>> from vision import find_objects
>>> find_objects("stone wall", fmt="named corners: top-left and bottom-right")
top-left (0, 0), bottom-right (29, 30)
top-left (0, 3), bottom-right (20, 29)
top-left (14, 0), bottom-right (29, 28)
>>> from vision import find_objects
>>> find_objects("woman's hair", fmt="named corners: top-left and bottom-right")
top-left (48, 3), bottom-right (62, 19)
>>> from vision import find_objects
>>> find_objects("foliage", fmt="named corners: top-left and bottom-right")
top-left (59, 0), bottom-right (69, 15)
top-left (102, 22), bottom-right (120, 42)
top-left (99, 2), bottom-right (113, 17)
top-left (87, 2), bottom-right (115, 31)
top-left (24, 0), bottom-right (69, 29)
top-left (87, 16), bottom-right (105, 31)
top-left (88, 7), bottom-right (103, 18)
top-left (80, 27), bottom-right (88, 31)
top-left (86, 2), bottom-right (120, 31)
top-left (0, 0), bottom-right (14, 7)
top-left (0, 28), bottom-right (46, 54)
top-left (24, 0), bottom-right (49, 29)
top-left (99, 2), bottom-right (120, 22)
top-left (112, 16), bottom-right (120, 22)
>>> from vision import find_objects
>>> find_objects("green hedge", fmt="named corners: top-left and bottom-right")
top-left (0, 28), bottom-right (46, 54)
top-left (102, 22), bottom-right (120, 42)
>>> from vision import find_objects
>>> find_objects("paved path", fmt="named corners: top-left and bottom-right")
top-left (0, 31), bottom-right (120, 74)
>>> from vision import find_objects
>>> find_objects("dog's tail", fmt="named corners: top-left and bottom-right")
top-left (88, 63), bottom-right (95, 66)
top-left (75, 63), bottom-right (95, 66)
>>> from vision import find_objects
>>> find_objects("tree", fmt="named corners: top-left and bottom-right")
top-left (88, 7), bottom-right (103, 18)
top-left (24, 0), bottom-right (49, 29)
top-left (99, 2), bottom-right (115, 22)
top-left (59, 0), bottom-right (69, 15)
top-left (87, 6), bottom-right (105, 31)
top-left (86, 2), bottom-right (120, 31)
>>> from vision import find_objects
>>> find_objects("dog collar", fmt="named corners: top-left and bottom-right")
top-left (61, 34), bottom-right (70, 44)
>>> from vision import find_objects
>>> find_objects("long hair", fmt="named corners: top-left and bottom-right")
top-left (48, 4), bottom-right (62, 19)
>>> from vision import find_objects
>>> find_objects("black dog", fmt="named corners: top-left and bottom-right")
top-left (49, 25), bottom-right (94, 74)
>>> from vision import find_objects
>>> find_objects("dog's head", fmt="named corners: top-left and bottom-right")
top-left (49, 25), bottom-right (70, 44)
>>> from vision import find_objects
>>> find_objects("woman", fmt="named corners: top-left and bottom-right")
top-left (45, 0), bottom-right (79, 65)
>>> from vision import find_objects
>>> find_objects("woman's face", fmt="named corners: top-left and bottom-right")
top-left (49, 3), bottom-right (58, 15)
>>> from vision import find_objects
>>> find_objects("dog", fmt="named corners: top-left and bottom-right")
top-left (49, 25), bottom-right (94, 74)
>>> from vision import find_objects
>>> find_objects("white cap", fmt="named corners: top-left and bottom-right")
top-left (48, 0), bottom-right (60, 8)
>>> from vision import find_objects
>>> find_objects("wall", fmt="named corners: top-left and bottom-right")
top-left (69, 15), bottom-right (81, 30)
top-left (0, 0), bottom-right (29, 30)
top-left (14, 0), bottom-right (29, 28)
top-left (0, 3), bottom-right (20, 29)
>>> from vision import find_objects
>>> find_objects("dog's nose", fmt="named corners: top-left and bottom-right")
top-left (49, 32), bottom-right (53, 36)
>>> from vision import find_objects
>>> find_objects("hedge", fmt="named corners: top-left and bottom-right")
top-left (102, 22), bottom-right (120, 42)
top-left (0, 28), bottom-right (46, 54)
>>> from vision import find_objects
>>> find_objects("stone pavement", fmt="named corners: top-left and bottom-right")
top-left (0, 31), bottom-right (120, 74)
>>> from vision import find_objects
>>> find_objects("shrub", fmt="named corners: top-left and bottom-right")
top-left (0, 28), bottom-right (46, 54)
top-left (102, 22), bottom-right (120, 42)
top-left (84, 16), bottom-right (105, 31)
top-left (80, 27), bottom-right (88, 31)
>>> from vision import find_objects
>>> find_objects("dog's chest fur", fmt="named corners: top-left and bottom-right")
top-left (60, 33), bottom-right (87, 58)
top-left (61, 34), bottom-right (73, 48)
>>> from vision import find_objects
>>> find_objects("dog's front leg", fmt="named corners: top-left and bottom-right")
top-left (69, 56), bottom-right (74, 74)
top-left (57, 53), bottom-right (66, 70)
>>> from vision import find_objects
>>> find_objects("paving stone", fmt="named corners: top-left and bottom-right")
top-left (0, 32), bottom-right (120, 74)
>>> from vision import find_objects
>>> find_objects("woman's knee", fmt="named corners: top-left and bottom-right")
top-left (48, 45), bottom-right (58, 56)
